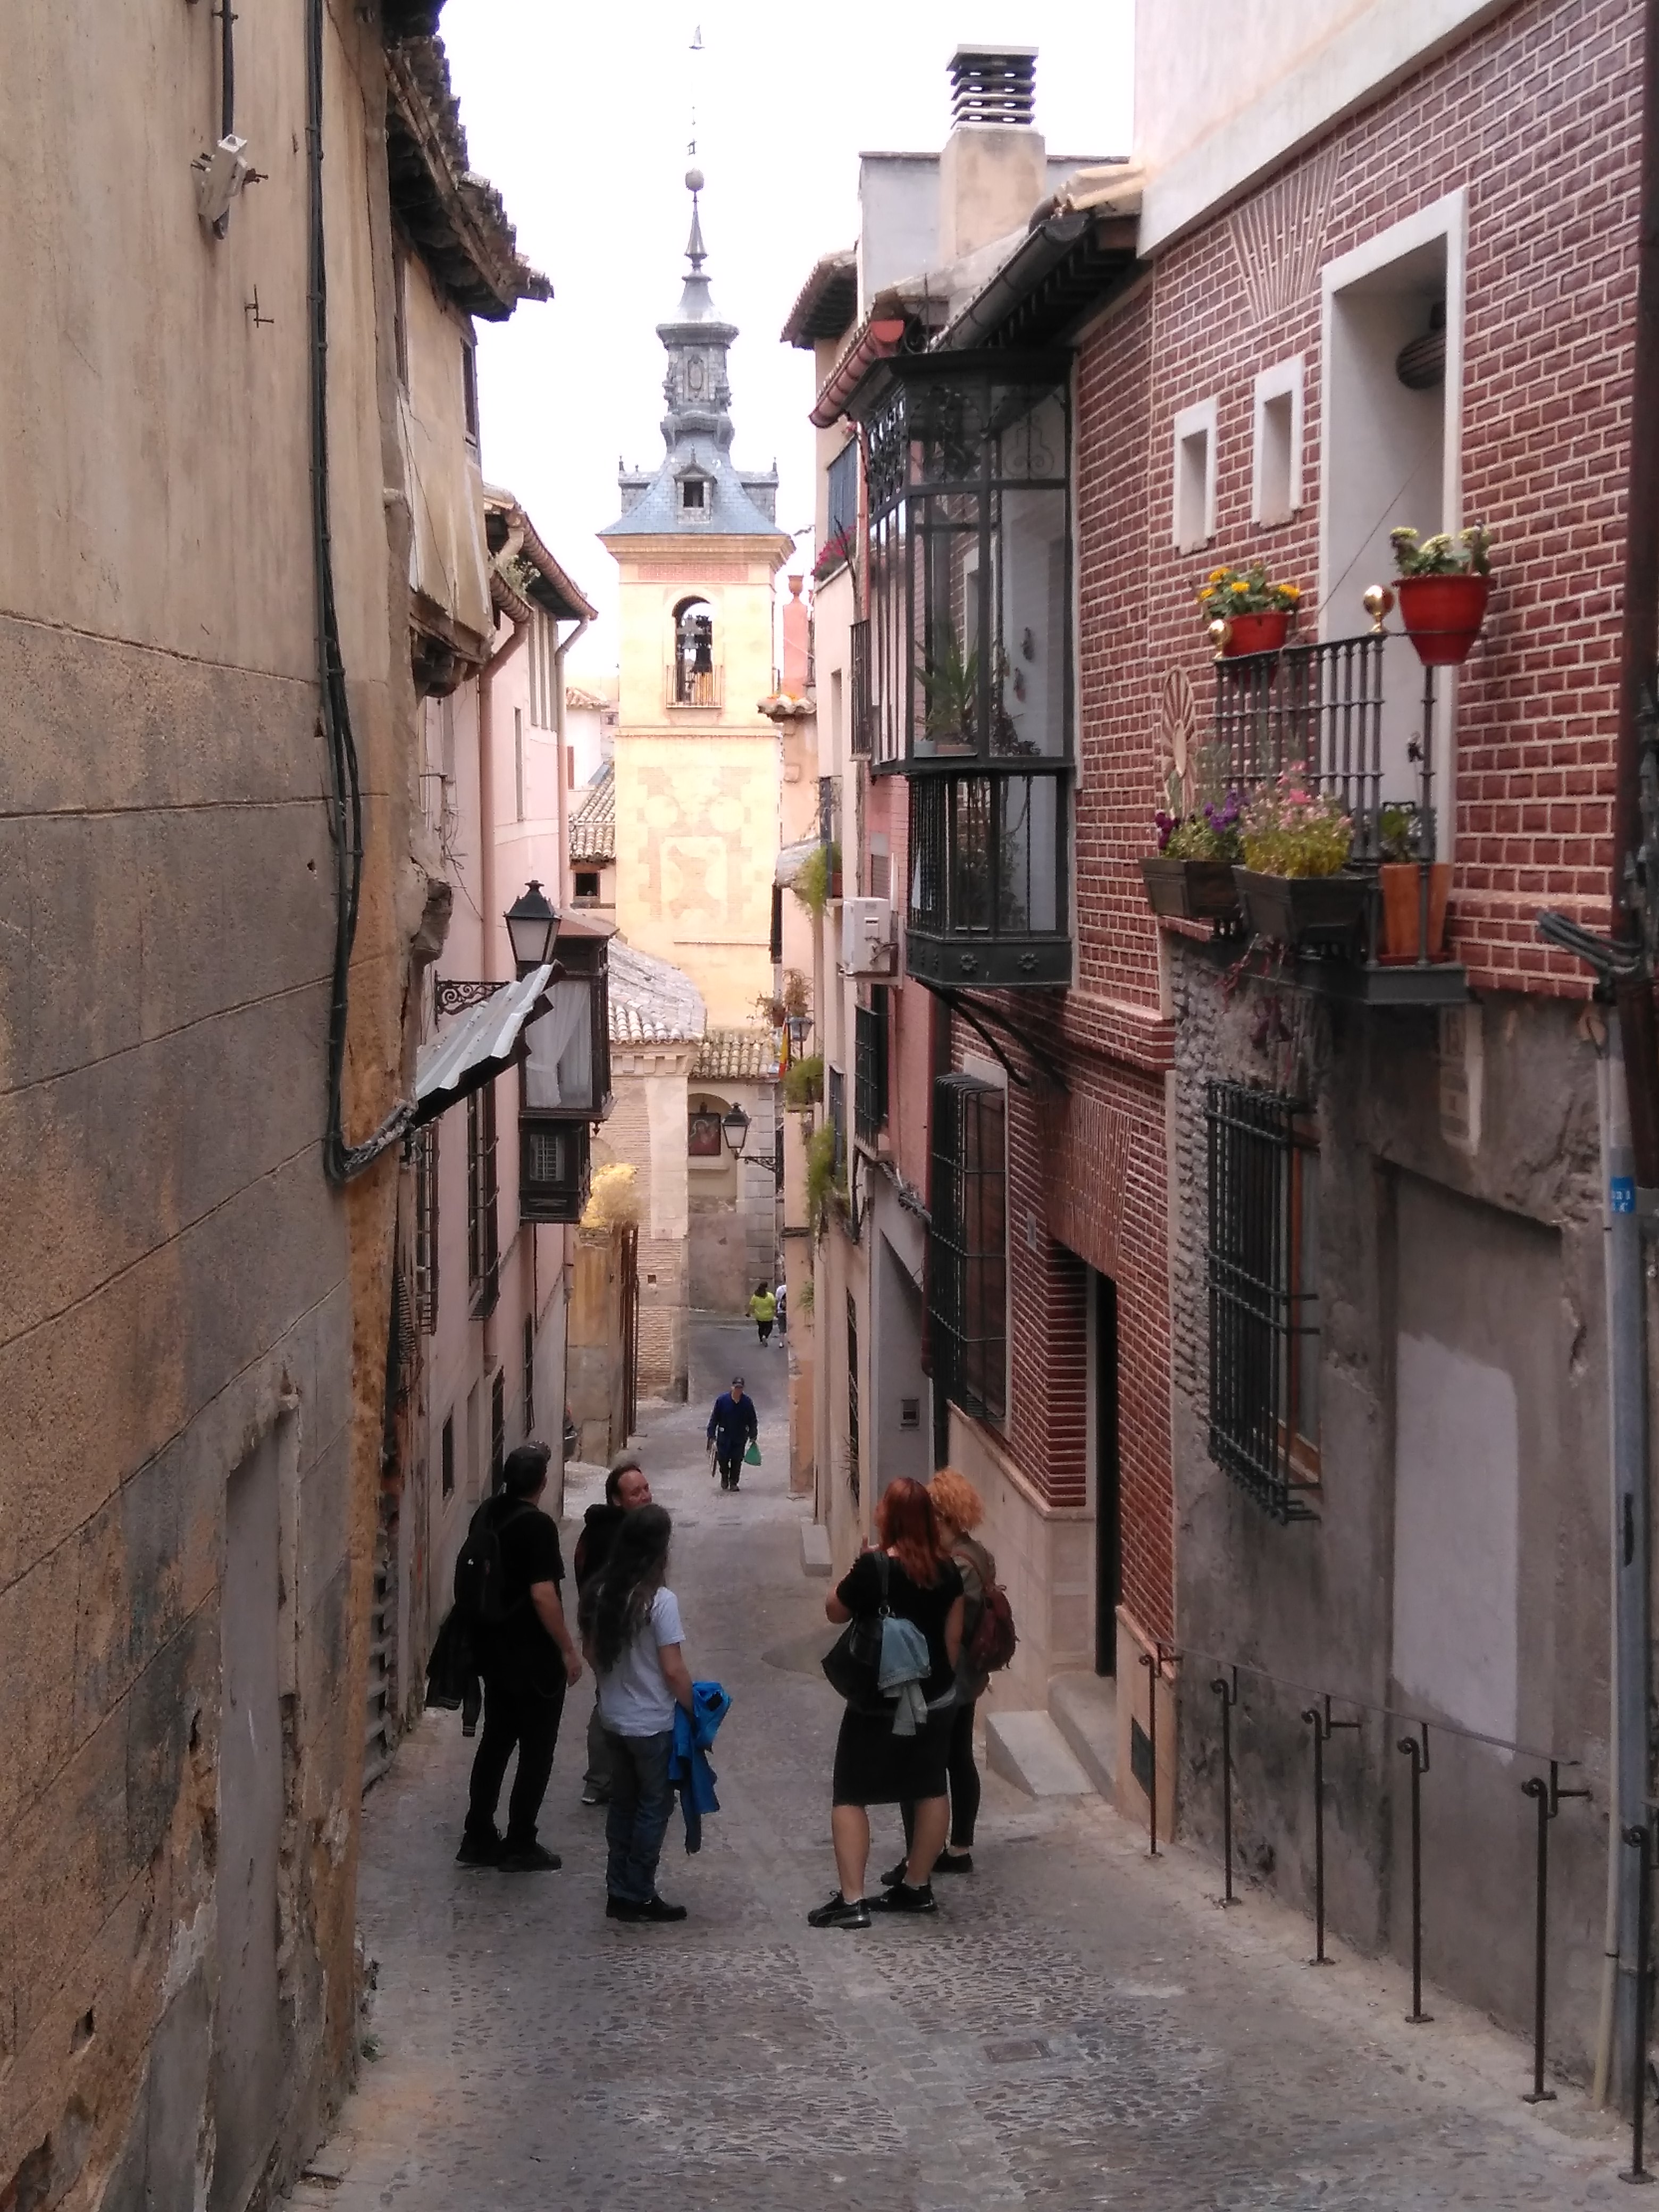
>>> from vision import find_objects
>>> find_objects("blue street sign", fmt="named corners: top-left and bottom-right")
top-left (1612, 1176), bottom-right (1637, 1214)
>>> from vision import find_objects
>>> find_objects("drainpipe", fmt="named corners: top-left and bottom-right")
top-left (478, 614), bottom-right (530, 1370)
top-left (1603, 0), bottom-right (1659, 2108)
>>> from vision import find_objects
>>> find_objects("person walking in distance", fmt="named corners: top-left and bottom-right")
top-left (573, 1454), bottom-right (652, 1807)
top-left (809, 1478), bottom-right (964, 1929)
top-left (887, 1467), bottom-right (991, 1884)
top-left (579, 1505), bottom-right (695, 1923)
top-left (707, 1374), bottom-right (758, 1492)
top-left (456, 1443), bottom-right (583, 1872)
top-left (748, 1281), bottom-right (776, 1347)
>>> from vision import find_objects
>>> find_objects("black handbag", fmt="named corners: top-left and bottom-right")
top-left (822, 1554), bottom-right (891, 1706)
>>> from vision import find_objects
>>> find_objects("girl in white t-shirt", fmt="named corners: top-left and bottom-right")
top-left (579, 1504), bottom-right (695, 1923)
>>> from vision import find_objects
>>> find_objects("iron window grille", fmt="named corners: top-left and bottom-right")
top-left (412, 1122), bottom-right (438, 1333)
top-left (441, 1413), bottom-right (455, 1499)
top-left (466, 1084), bottom-right (499, 1319)
top-left (520, 1117), bottom-right (592, 1225)
top-left (854, 991), bottom-right (889, 1142)
top-left (1205, 1080), bottom-right (1321, 1524)
top-left (928, 1073), bottom-right (1008, 1425)
top-left (490, 1370), bottom-right (505, 1491)
top-left (847, 1291), bottom-right (861, 1506)
top-left (850, 618), bottom-right (872, 757)
top-left (828, 1066), bottom-right (848, 1178)
top-left (850, 352), bottom-right (1074, 987)
top-left (523, 1316), bottom-right (535, 1437)
top-left (826, 440), bottom-right (859, 558)
top-left (1212, 634), bottom-right (1387, 856)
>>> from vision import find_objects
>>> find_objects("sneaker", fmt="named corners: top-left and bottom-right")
top-left (933, 1850), bottom-right (973, 1875)
top-left (580, 1786), bottom-right (609, 1807)
top-left (455, 1830), bottom-right (502, 1867)
top-left (498, 1842), bottom-right (562, 1873)
top-left (807, 1891), bottom-right (871, 1930)
top-left (879, 1861), bottom-right (907, 1889)
top-left (638, 1895), bottom-right (688, 1922)
top-left (869, 1880), bottom-right (937, 1915)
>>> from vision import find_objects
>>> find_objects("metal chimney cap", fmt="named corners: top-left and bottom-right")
top-left (947, 44), bottom-right (1038, 129)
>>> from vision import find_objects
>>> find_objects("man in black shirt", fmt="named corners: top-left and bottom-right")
top-left (458, 1443), bottom-right (583, 1871)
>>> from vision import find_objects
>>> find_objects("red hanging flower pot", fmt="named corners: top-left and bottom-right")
top-left (1396, 574), bottom-right (1489, 666)
top-left (1222, 610), bottom-right (1291, 658)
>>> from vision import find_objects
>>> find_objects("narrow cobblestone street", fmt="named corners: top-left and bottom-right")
top-left (288, 1321), bottom-right (1628, 2211)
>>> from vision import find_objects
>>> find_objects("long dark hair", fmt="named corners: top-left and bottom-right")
top-left (580, 1503), bottom-right (673, 1671)
top-left (877, 1478), bottom-right (946, 1586)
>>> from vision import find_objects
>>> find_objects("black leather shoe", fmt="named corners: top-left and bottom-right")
top-left (639, 1896), bottom-right (688, 1922)
top-left (607, 1894), bottom-right (644, 1920)
top-left (455, 1830), bottom-right (502, 1867)
top-left (498, 1841), bottom-right (562, 1872)
top-left (807, 1892), bottom-right (871, 1929)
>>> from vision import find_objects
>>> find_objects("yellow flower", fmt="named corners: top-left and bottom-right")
top-left (1209, 567), bottom-right (1228, 582)
top-left (1197, 585), bottom-right (1213, 601)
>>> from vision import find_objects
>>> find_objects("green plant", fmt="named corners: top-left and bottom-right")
top-left (804, 1120), bottom-right (844, 1236)
top-left (783, 1053), bottom-right (824, 1110)
top-left (1156, 741), bottom-right (1241, 859)
top-left (1238, 767), bottom-right (1353, 878)
top-left (792, 843), bottom-right (839, 918)
top-left (1389, 524), bottom-right (1492, 577)
top-left (1164, 806), bottom-right (1241, 862)
top-left (1196, 564), bottom-right (1303, 619)
top-left (1378, 803), bottom-right (1417, 864)
top-left (919, 625), bottom-right (979, 741)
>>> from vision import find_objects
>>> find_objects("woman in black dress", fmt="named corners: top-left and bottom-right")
top-left (808, 1478), bottom-right (965, 1929)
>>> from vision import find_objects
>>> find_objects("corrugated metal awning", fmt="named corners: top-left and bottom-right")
top-left (412, 964), bottom-right (552, 1127)
top-left (776, 836), bottom-right (819, 886)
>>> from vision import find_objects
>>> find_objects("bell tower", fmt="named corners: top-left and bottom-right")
top-left (600, 171), bottom-right (792, 1028)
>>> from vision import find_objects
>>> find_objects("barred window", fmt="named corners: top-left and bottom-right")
top-left (827, 439), bottom-right (859, 551)
top-left (1205, 1080), bottom-right (1321, 1523)
top-left (413, 1124), bottom-right (438, 1333)
top-left (490, 1369), bottom-right (506, 1492)
top-left (441, 1413), bottom-right (455, 1499)
top-left (466, 1084), bottom-right (499, 1319)
top-left (523, 1316), bottom-right (535, 1438)
top-left (847, 1292), bottom-right (861, 1506)
top-left (854, 992), bottom-right (888, 1142)
top-left (928, 1073), bottom-right (1007, 1425)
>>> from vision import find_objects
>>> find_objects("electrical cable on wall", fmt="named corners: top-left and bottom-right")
top-left (307, 0), bottom-right (413, 1183)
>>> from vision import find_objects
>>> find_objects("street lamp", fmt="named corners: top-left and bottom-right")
top-left (785, 1011), bottom-right (811, 1060)
top-left (505, 879), bottom-right (560, 977)
top-left (720, 1103), bottom-right (751, 1155)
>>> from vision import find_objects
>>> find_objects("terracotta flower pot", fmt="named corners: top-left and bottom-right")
top-left (1139, 855), bottom-right (1242, 923)
top-left (1396, 574), bottom-right (1489, 666)
top-left (1378, 862), bottom-right (1452, 961)
top-left (1221, 610), bottom-right (1291, 658)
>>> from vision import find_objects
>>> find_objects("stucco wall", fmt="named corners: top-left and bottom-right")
top-left (1, 4), bottom-right (420, 2205)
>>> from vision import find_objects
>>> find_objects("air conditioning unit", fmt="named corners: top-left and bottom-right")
top-left (841, 896), bottom-right (895, 977)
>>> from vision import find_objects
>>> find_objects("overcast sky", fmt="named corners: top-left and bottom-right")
top-left (441, 0), bottom-right (1134, 673)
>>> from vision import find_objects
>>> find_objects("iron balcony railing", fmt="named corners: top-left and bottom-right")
top-left (907, 768), bottom-right (1070, 986)
top-left (665, 661), bottom-right (725, 709)
top-left (1212, 634), bottom-right (1386, 855)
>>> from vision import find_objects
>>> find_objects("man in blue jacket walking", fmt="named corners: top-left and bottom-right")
top-left (707, 1376), bottom-right (758, 1492)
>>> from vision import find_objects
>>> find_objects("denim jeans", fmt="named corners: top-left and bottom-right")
top-left (604, 1729), bottom-right (676, 1904)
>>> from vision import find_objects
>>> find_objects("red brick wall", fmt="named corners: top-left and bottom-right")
top-left (1119, 0), bottom-right (1640, 996)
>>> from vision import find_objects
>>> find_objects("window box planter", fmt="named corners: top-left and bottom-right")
top-left (1378, 861), bottom-right (1452, 962)
top-left (1234, 867), bottom-right (1367, 949)
top-left (1396, 574), bottom-right (1489, 666)
top-left (1139, 854), bottom-right (1242, 923)
top-left (1221, 610), bottom-right (1291, 658)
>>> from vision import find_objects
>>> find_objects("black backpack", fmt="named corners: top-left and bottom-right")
top-left (453, 1497), bottom-right (533, 1630)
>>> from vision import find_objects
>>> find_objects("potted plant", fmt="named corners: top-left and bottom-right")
top-left (919, 626), bottom-right (979, 753)
top-left (1388, 525), bottom-right (1491, 665)
top-left (1141, 748), bottom-right (1243, 920)
top-left (1376, 802), bottom-right (1452, 962)
top-left (1233, 767), bottom-right (1364, 945)
top-left (1197, 565), bottom-right (1304, 657)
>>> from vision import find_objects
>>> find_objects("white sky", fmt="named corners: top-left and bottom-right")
top-left (441, 0), bottom-right (1135, 673)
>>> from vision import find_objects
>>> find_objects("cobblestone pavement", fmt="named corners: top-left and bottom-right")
top-left (288, 1319), bottom-right (1629, 2211)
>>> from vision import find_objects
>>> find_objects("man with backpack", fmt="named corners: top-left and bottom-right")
top-left (456, 1442), bottom-right (583, 1872)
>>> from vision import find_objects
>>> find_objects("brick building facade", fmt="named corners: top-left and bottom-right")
top-left (791, 0), bottom-right (1651, 2075)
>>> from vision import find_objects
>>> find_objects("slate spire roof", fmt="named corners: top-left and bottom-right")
top-left (603, 171), bottom-right (782, 540)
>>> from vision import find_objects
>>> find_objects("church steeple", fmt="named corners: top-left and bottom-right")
top-left (603, 167), bottom-right (781, 539)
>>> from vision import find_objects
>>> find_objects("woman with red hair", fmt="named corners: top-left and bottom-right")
top-left (808, 1478), bottom-right (965, 1929)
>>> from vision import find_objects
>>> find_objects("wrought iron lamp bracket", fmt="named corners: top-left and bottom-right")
top-left (435, 977), bottom-right (508, 1016)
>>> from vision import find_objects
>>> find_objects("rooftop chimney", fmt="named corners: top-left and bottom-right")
top-left (937, 43), bottom-right (1044, 266)
top-left (949, 44), bottom-right (1037, 129)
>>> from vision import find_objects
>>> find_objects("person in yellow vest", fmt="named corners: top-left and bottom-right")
top-left (748, 1282), bottom-right (776, 1347)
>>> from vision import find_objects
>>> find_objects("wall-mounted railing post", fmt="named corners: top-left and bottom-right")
top-left (1397, 1724), bottom-right (1433, 2023)
top-left (1212, 1670), bottom-right (1238, 1904)
top-left (1624, 1822), bottom-right (1655, 2183)
top-left (1521, 1762), bottom-right (1590, 2104)
top-left (1303, 1696), bottom-right (1360, 1966)
top-left (1139, 1644), bottom-right (1175, 1858)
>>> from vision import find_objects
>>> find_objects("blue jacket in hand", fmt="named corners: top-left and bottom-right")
top-left (669, 1680), bottom-right (732, 1853)
top-left (706, 1391), bottom-right (758, 1458)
